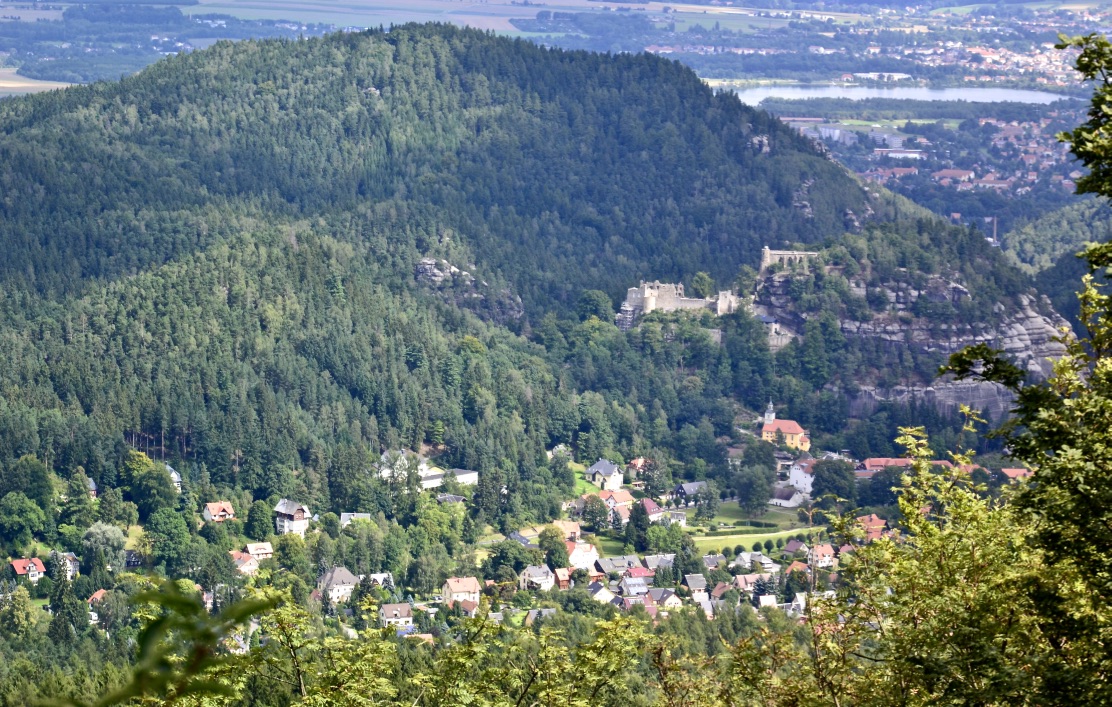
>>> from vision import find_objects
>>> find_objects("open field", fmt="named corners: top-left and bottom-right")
top-left (0, 68), bottom-right (69, 97)
top-left (692, 527), bottom-right (818, 554)
top-left (189, 0), bottom-right (863, 31)
top-left (684, 503), bottom-right (803, 530)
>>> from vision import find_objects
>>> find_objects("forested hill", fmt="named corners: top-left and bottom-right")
top-left (0, 24), bottom-right (1047, 522)
top-left (0, 23), bottom-right (870, 311)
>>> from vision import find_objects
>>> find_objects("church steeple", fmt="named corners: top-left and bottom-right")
top-left (764, 400), bottom-right (776, 426)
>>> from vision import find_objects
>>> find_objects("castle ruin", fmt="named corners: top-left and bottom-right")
top-left (615, 281), bottom-right (741, 331)
top-left (759, 246), bottom-right (819, 273)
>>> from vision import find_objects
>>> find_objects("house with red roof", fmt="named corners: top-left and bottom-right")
top-left (1000, 468), bottom-right (1032, 481)
top-left (11, 558), bottom-right (46, 583)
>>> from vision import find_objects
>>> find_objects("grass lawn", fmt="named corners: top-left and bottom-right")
top-left (592, 535), bottom-right (627, 557)
top-left (569, 461), bottom-right (596, 496)
top-left (683, 504), bottom-right (803, 531)
top-left (124, 524), bottom-right (144, 550)
top-left (693, 527), bottom-right (820, 554)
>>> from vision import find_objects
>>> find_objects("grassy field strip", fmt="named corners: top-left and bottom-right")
top-left (0, 69), bottom-right (69, 96)
top-left (693, 527), bottom-right (817, 554)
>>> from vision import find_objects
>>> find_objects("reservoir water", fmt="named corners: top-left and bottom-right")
top-left (730, 85), bottom-right (1077, 105)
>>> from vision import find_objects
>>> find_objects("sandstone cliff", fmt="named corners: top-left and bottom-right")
top-left (755, 268), bottom-right (1069, 417)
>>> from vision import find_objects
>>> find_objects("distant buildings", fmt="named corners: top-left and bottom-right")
top-left (762, 402), bottom-right (810, 451)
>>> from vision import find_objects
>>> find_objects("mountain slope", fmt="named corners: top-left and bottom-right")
top-left (0, 24), bottom-right (869, 311)
top-left (0, 23), bottom-right (1066, 512)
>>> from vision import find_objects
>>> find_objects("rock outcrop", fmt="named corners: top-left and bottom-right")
top-left (415, 257), bottom-right (524, 325)
top-left (756, 264), bottom-right (1069, 415)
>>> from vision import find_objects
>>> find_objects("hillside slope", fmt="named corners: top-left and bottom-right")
top-left (0, 24), bottom-right (871, 313)
top-left (0, 24), bottom-right (1066, 510)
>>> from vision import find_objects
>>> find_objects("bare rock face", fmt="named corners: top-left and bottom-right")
top-left (840, 293), bottom-right (1067, 380)
top-left (415, 257), bottom-right (523, 325)
top-left (758, 264), bottom-right (1069, 415)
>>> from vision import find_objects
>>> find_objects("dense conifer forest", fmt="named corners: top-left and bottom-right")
top-left (0, 24), bottom-right (1075, 703)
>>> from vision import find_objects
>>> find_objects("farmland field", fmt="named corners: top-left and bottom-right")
top-left (0, 69), bottom-right (69, 97)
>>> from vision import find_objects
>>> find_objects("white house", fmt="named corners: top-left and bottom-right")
top-left (11, 558), bottom-right (46, 584)
top-left (443, 576), bottom-right (482, 605)
top-left (788, 458), bottom-right (815, 496)
top-left (167, 466), bottom-right (182, 493)
top-left (731, 552), bottom-right (779, 574)
top-left (318, 566), bottom-right (360, 603)
top-left (567, 541), bottom-right (600, 571)
top-left (380, 603), bottom-right (414, 628)
top-left (203, 501), bottom-right (236, 523)
top-left (246, 542), bottom-right (274, 561)
top-left (274, 499), bottom-right (311, 537)
top-left (519, 565), bottom-right (556, 592)
top-left (586, 459), bottom-right (623, 491)
top-left (768, 486), bottom-right (805, 508)
top-left (808, 543), bottom-right (836, 569)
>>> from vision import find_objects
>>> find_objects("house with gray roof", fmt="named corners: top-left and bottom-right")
top-left (519, 565), bottom-right (556, 592)
top-left (586, 459), bottom-right (623, 491)
top-left (274, 499), bottom-right (311, 537)
top-left (618, 576), bottom-right (650, 597)
top-left (643, 554), bottom-right (676, 570)
top-left (673, 481), bottom-right (707, 500)
top-left (318, 566), bottom-right (360, 603)
top-left (596, 555), bottom-right (642, 575)
top-left (339, 512), bottom-right (372, 528)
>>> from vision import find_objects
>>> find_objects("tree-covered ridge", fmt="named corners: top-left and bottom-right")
top-left (1003, 197), bottom-right (1112, 274)
top-left (0, 23), bottom-right (867, 310)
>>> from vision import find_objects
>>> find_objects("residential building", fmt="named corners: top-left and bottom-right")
top-left (673, 481), bottom-right (707, 501)
top-left (587, 582), bottom-right (616, 604)
top-left (701, 554), bottom-right (727, 571)
top-left (761, 402), bottom-right (810, 451)
top-left (683, 574), bottom-right (708, 592)
top-left (784, 539), bottom-right (809, 556)
top-left (167, 466), bottom-right (182, 492)
top-left (318, 566), bottom-right (360, 603)
top-left (769, 486), bottom-right (805, 508)
top-left (50, 551), bottom-right (80, 581)
top-left (567, 541), bottom-right (600, 571)
top-left (380, 603), bottom-right (413, 628)
top-left (809, 543), bottom-right (836, 569)
top-left (229, 550), bottom-right (259, 576)
top-left (586, 458), bottom-right (624, 491)
top-left (596, 555), bottom-right (642, 575)
top-left (731, 552), bottom-right (778, 574)
top-left (519, 565), bottom-right (556, 592)
top-left (11, 558), bottom-right (46, 584)
top-left (202, 501), bottom-right (235, 523)
top-left (554, 567), bottom-right (572, 591)
top-left (246, 542), bottom-right (274, 561)
top-left (86, 477), bottom-right (98, 499)
top-left (436, 493), bottom-right (466, 504)
top-left (443, 576), bottom-right (482, 605)
top-left (643, 554), bottom-right (675, 571)
top-left (647, 587), bottom-right (683, 610)
top-left (639, 497), bottom-right (665, 522)
top-left (788, 457), bottom-right (816, 495)
top-left (339, 512), bottom-right (372, 528)
top-left (274, 499), bottom-right (311, 537)
top-left (550, 519), bottom-right (581, 541)
top-left (619, 576), bottom-right (650, 596)
top-left (856, 514), bottom-right (887, 542)
top-left (1000, 467), bottom-right (1032, 481)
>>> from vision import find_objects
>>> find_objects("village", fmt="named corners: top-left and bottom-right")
top-left (3, 400), bottom-right (1030, 638)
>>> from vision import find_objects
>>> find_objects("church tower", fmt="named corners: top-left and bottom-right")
top-left (764, 401), bottom-right (776, 426)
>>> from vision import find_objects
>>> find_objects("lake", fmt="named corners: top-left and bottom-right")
top-left (730, 85), bottom-right (1075, 105)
